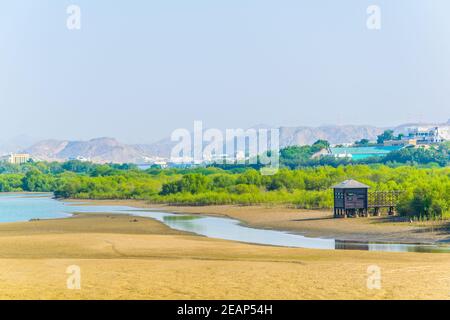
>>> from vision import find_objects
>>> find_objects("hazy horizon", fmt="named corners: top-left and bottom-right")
top-left (1, 1), bottom-right (450, 144)
top-left (3, 118), bottom-right (450, 148)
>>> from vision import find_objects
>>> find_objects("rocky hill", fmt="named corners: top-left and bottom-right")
top-left (21, 126), bottom-right (386, 162)
top-left (278, 125), bottom-right (385, 147)
top-left (17, 120), bottom-right (450, 163)
top-left (23, 138), bottom-right (149, 163)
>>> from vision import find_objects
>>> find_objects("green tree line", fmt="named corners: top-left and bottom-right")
top-left (0, 160), bottom-right (448, 218)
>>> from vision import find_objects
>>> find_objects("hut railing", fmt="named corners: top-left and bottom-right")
top-left (368, 190), bottom-right (403, 208)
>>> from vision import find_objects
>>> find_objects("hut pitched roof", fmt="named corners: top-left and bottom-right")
top-left (332, 179), bottom-right (370, 189)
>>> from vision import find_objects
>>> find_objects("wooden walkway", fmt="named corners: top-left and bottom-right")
top-left (368, 190), bottom-right (403, 216)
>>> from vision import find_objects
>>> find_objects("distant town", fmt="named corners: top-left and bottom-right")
top-left (1, 123), bottom-right (449, 168)
top-left (323, 125), bottom-right (450, 160)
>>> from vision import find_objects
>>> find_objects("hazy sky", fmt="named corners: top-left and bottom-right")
top-left (0, 0), bottom-right (449, 143)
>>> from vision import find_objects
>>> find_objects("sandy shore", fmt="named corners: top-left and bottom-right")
top-left (0, 212), bottom-right (450, 299)
top-left (73, 200), bottom-right (450, 244)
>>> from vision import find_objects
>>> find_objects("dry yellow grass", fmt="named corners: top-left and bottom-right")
top-left (0, 213), bottom-right (449, 299)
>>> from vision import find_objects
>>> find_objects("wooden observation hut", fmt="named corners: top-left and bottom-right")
top-left (332, 179), bottom-right (369, 218)
top-left (332, 179), bottom-right (402, 218)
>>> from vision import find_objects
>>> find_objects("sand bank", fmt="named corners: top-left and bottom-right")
top-left (72, 200), bottom-right (450, 244)
top-left (0, 213), bottom-right (449, 299)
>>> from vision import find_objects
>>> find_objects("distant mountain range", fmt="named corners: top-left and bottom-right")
top-left (1, 120), bottom-right (447, 163)
top-left (23, 138), bottom-right (149, 163)
top-left (278, 125), bottom-right (385, 147)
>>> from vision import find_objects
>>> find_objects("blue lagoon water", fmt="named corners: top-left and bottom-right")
top-left (0, 193), bottom-right (72, 222)
top-left (1, 193), bottom-right (449, 253)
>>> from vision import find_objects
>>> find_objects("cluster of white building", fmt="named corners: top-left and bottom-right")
top-left (140, 151), bottom-right (251, 169)
top-left (399, 125), bottom-right (450, 144)
top-left (0, 153), bottom-right (31, 165)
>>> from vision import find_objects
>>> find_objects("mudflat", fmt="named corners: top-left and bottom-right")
top-left (0, 212), bottom-right (450, 299)
top-left (78, 200), bottom-right (450, 244)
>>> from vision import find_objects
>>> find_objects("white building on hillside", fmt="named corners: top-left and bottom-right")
top-left (397, 126), bottom-right (450, 144)
top-left (1, 153), bottom-right (31, 165)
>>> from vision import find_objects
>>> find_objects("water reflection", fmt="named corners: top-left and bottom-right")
top-left (134, 212), bottom-right (450, 253)
top-left (1, 194), bottom-right (450, 253)
top-left (138, 211), bottom-right (336, 250)
top-left (162, 215), bottom-right (206, 234)
top-left (335, 240), bottom-right (450, 253)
